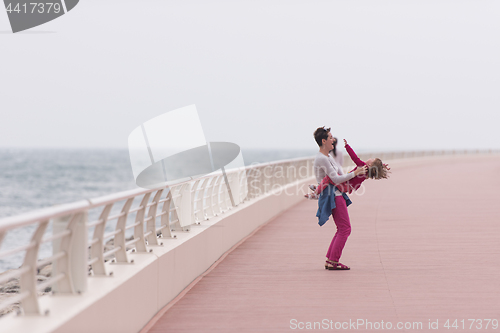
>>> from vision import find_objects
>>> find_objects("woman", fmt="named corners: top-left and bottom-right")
top-left (330, 137), bottom-right (344, 171)
top-left (312, 127), bottom-right (367, 270)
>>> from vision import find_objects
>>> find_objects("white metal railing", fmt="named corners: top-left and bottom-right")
top-left (0, 149), bottom-right (499, 318)
top-left (0, 156), bottom-right (315, 317)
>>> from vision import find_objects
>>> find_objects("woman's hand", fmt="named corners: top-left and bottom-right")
top-left (354, 165), bottom-right (367, 176)
top-left (343, 139), bottom-right (348, 146)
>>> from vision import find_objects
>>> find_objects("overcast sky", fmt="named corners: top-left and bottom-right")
top-left (1, 0), bottom-right (499, 152)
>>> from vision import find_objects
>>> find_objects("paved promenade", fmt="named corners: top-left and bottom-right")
top-left (145, 154), bottom-right (500, 332)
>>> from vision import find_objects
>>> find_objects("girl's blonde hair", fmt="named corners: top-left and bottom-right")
top-left (368, 158), bottom-right (390, 180)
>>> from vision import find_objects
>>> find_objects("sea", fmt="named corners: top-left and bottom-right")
top-left (0, 148), bottom-right (314, 271)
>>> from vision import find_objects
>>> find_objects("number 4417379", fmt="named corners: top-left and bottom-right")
top-left (5, 3), bottom-right (62, 14)
top-left (444, 319), bottom-right (499, 330)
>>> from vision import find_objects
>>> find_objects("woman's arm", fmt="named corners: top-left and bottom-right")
top-left (344, 139), bottom-right (365, 167)
top-left (317, 155), bottom-right (358, 184)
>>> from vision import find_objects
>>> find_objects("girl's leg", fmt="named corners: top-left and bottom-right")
top-left (326, 196), bottom-right (351, 262)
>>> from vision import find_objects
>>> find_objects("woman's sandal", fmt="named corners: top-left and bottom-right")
top-left (328, 262), bottom-right (350, 270)
top-left (324, 260), bottom-right (335, 270)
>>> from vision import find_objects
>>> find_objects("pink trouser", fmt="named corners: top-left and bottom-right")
top-left (326, 196), bottom-right (351, 262)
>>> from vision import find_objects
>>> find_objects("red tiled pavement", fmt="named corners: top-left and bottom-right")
top-left (146, 155), bottom-right (500, 332)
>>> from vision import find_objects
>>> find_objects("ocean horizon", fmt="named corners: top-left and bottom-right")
top-left (0, 147), bottom-right (316, 219)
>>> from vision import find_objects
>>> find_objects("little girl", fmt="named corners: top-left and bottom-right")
top-left (306, 139), bottom-right (390, 199)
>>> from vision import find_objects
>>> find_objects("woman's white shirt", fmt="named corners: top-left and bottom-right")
top-left (330, 149), bottom-right (344, 172)
top-left (313, 152), bottom-right (354, 188)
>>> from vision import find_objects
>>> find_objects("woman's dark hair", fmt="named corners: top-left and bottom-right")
top-left (313, 127), bottom-right (330, 147)
top-left (331, 137), bottom-right (338, 157)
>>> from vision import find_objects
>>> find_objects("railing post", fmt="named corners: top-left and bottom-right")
top-left (145, 190), bottom-right (164, 246)
top-left (218, 176), bottom-right (229, 211)
top-left (190, 180), bottom-right (202, 223)
top-left (20, 220), bottom-right (49, 315)
top-left (170, 183), bottom-right (193, 231)
top-left (134, 193), bottom-right (151, 252)
top-left (260, 165), bottom-right (269, 194)
top-left (177, 183), bottom-right (193, 228)
top-left (194, 179), bottom-right (209, 222)
top-left (114, 198), bottom-right (134, 263)
top-left (69, 211), bottom-right (88, 293)
top-left (239, 169), bottom-right (248, 203)
top-left (229, 171), bottom-right (240, 206)
top-left (211, 176), bottom-right (222, 216)
top-left (160, 190), bottom-right (174, 238)
top-left (204, 177), bottom-right (216, 218)
top-left (246, 168), bottom-right (257, 199)
top-left (53, 212), bottom-right (88, 293)
top-left (90, 204), bottom-right (113, 276)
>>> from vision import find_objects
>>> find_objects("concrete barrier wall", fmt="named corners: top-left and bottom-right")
top-left (1, 177), bottom-right (314, 333)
